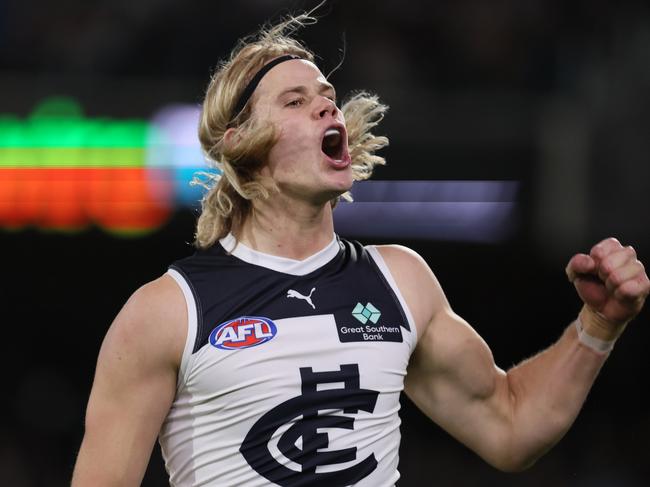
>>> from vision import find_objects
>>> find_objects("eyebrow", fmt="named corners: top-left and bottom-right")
top-left (276, 83), bottom-right (337, 101)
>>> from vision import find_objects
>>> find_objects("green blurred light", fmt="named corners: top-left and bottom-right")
top-left (0, 148), bottom-right (146, 168)
top-left (0, 97), bottom-right (152, 167)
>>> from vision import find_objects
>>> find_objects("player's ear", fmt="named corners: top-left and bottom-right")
top-left (223, 127), bottom-right (242, 149)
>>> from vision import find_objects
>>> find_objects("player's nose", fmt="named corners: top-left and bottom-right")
top-left (313, 96), bottom-right (337, 120)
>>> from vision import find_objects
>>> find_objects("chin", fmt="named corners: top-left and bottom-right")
top-left (331, 164), bottom-right (354, 184)
top-left (314, 182), bottom-right (353, 205)
top-left (328, 175), bottom-right (354, 194)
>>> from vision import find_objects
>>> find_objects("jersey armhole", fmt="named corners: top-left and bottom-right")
top-left (365, 245), bottom-right (419, 353)
top-left (166, 268), bottom-right (198, 391)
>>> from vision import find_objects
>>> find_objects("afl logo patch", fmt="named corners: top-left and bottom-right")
top-left (209, 316), bottom-right (277, 350)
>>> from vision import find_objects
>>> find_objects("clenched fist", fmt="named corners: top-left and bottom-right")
top-left (566, 238), bottom-right (649, 339)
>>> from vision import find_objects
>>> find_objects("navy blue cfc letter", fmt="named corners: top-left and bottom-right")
top-left (240, 364), bottom-right (379, 486)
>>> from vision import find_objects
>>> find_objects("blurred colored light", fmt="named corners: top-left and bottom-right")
top-left (334, 181), bottom-right (519, 242)
top-left (0, 97), bottom-right (176, 234)
top-left (146, 104), bottom-right (207, 209)
top-left (1, 98), bottom-right (518, 242)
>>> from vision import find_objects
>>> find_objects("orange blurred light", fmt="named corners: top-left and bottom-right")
top-left (0, 168), bottom-right (174, 233)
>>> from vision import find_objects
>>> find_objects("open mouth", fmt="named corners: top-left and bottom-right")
top-left (321, 127), bottom-right (345, 161)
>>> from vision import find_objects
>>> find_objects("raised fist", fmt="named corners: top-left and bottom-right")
top-left (566, 237), bottom-right (649, 328)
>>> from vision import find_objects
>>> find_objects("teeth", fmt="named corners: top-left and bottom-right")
top-left (325, 128), bottom-right (340, 137)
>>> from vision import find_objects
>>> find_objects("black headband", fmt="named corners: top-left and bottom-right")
top-left (230, 54), bottom-right (302, 122)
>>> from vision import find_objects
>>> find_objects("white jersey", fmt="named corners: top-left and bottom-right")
top-left (160, 234), bottom-right (417, 486)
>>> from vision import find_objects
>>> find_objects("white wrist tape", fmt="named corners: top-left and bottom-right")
top-left (574, 316), bottom-right (616, 354)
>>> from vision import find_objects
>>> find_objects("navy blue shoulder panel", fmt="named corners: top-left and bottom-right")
top-left (170, 238), bottom-right (410, 354)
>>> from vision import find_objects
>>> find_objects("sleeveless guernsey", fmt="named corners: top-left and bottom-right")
top-left (159, 234), bottom-right (417, 486)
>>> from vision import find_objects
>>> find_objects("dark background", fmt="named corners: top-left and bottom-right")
top-left (1, 0), bottom-right (649, 485)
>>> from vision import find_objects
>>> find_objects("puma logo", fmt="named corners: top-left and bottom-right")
top-left (286, 287), bottom-right (316, 309)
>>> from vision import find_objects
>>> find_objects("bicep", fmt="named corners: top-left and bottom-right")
top-left (376, 244), bottom-right (520, 468)
top-left (73, 276), bottom-right (185, 486)
top-left (405, 308), bottom-right (513, 466)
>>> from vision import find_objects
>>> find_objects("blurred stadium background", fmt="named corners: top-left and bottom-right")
top-left (1, 0), bottom-right (649, 485)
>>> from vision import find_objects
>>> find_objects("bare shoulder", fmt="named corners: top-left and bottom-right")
top-left (123, 274), bottom-right (186, 324)
top-left (373, 244), bottom-right (445, 300)
top-left (373, 244), bottom-right (425, 265)
top-left (373, 244), bottom-right (449, 338)
top-left (102, 273), bottom-right (187, 370)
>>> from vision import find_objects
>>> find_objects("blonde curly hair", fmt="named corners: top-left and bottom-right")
top-left (194, 8), bottom-right (389, 248)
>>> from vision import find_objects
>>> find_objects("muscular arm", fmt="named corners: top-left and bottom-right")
top-left (378, 240), bottom-right (648, 472)
top-left (406, 304), bottom-right (606, 471)
top-left (72, 275), bottom-right (186, 486)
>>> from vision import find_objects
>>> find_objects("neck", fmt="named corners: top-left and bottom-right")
top-left (236, 194), bottom-right (336, 260)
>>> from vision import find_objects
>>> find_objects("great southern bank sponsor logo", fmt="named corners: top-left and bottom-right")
top-left (209, 316), bottom-right (277, 350)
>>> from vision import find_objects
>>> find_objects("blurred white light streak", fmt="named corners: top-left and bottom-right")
top-left (335, 181), bottom-right (518, 242)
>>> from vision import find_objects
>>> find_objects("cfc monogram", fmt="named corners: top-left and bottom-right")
top-left (240, 364), bottom-right (379, 486)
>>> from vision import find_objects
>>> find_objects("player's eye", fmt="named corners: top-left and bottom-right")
top-left (285, 98), bottom-right (304, 107)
